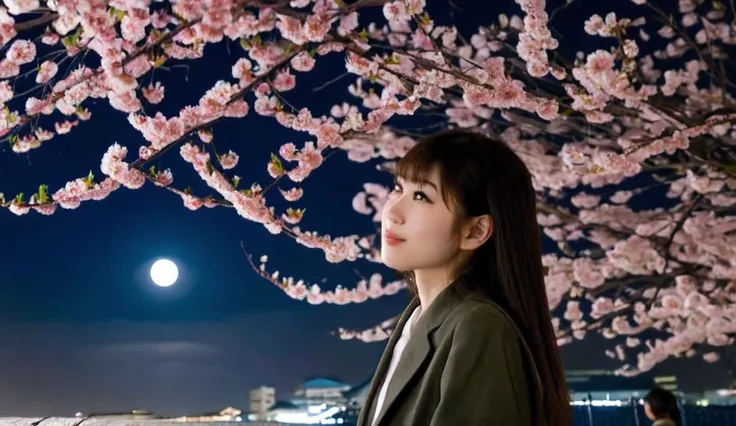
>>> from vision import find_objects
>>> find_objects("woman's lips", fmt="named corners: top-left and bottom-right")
top-left (383, 230), bottom-right (406, 246)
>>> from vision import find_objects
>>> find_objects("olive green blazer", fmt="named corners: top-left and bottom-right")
top-left (357, 285), bottom-right (536, 426)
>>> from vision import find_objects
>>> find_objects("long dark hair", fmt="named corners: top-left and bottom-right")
top-left (394, 129), bottom-right (570, 426)
top-left (645, 387), bottom-right (682, 426)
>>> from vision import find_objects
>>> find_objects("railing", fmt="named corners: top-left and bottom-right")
top-left (0, 420), bottom-right (250, 426)
top-left (576, 404), bottom-right (736, 426)
top-left (3, 405), bottom-right (736, 426)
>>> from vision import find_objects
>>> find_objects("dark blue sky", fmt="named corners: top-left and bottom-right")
top-left (0, 0), bottom-right (731, 417)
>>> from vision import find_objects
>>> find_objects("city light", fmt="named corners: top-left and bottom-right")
top-left (271, 406), bottom-right (342, 424)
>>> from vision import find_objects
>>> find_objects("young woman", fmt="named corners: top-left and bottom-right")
top-left (644, 387), bottom-right (682, 426)
top-left (357, 129), bottom-right (571, 426)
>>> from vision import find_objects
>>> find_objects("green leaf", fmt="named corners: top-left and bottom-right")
top-left (37, 184), bottom-right (49, 204)
top-left (108, 7), bottom-right (126, 21)
top-left (61, 26), bottom-right (82, 48)
top-left (149, 29), bottom-right (164, 42)
top-left (557, 241), bottom-right (575, 257)
top-left (384, 55), bottom-right (400, 65)
top-left (151, 54), bottom-right (167, 68)
top-left (270, 153), bottom-right (283, 170)
top-left (84, 170), bottom-right (95, 189)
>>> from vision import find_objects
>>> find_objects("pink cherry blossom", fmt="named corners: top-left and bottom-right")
top-left (219, 151), bottom-right (239, 169)
top-left (52, 177), bottom-right (120, 210)
top-left (291, 52), bottom-right (316, 72)
top-left (36, 60), bottom-right (58, 84)
top-left (251, 256), bottom-right (403, 305)
top-left (142, 82), bottom-right (165, 104)
top-left (5, 39), bottom-right (35, 64)
top-left (383, 2), bottom-right (410, 23)
top-left (280, 187), bottom-right (304, 202)
top-left (4, 0), bottom-right (39, 16)
top-left (0, 8), bottom-right (17, 48)
top-left (100, 144), bottom-right (146, 190)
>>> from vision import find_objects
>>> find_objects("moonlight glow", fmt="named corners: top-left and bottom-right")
top-left (150, 259), bottom-right (179, 287)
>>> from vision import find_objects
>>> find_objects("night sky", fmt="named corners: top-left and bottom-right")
top-left (0, 0), bottom-right (731, 418)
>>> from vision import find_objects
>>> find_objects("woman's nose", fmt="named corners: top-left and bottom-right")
top-left (385, 197), bottom-right (405, 225)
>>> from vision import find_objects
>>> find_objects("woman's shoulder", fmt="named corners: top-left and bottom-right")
top-left (430, 297), bottom-right (529, 365)
top-left (445, 297), bottom-right (517, 335)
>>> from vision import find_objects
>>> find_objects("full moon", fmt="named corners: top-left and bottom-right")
top-left (150, 259), bottom-right (179, 287)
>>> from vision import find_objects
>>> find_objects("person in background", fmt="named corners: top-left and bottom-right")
top-left (357, 129), bottom-right (571, 426)
top-left (644, 387), bottom-right (682, 426)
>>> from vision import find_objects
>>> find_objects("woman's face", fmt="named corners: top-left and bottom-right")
top-left (380, 168), bottom-right (462, 273)
top-left (644, 401), bottom-right (655, 421)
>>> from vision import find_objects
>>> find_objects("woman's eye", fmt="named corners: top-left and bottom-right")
top-left (413, 191), bottom-right (430, 202)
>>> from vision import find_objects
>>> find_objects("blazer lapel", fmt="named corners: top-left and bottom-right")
top-left (357, 298), bottom-right (420, 426)
top-left (371, 319), bottom-right (431, 426)
top-left (371, 285), bottom-right (466, 426)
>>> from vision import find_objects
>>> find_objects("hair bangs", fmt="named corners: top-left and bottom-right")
top-left (395, 140), bottom-right (461, 210)
top-left (395, 142), bottom-right (438, 186)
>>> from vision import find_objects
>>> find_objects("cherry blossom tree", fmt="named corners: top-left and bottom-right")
top-left (1, 0), bottom-right (735, 376)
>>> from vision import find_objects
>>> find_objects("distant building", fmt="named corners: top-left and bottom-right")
top-left (258, 400), bottom-right (302, 422)
top-left (246, 398), bottom-right (345, 424)
top-left (654, 374), bottom-right (678, 392)
top-left (565, 369), bottom-right (679, 402)
top-left (250, 385), bottom-right (276, 413)
top-left (343, 376), bottom-right (373, 407)
top-left (170, 406), bottom-right (243, 422)
top-left (245, 378), bottom-right (354, 423)
top-left (566, 369), bottom-right (650, 402)
top-left (292, 377), bottom-right (351, 405)
top-left (341, 370), bottom-right (679, 409)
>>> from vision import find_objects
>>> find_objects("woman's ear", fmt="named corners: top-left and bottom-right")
top-left (459, 214), bottom-right (493, 251)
